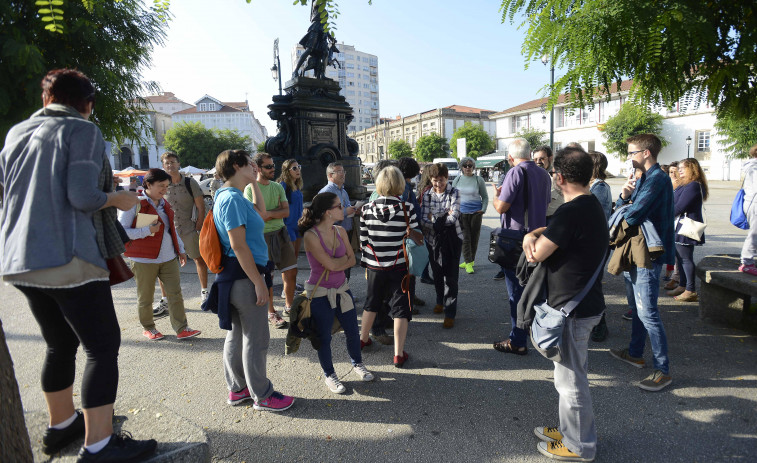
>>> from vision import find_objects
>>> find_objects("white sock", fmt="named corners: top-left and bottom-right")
top-left (50, 411), bottom-right (77, 430)
top-left (85, 435), bottom-right (111, 454)
top-left (160, 297), bottom-right (167, 303)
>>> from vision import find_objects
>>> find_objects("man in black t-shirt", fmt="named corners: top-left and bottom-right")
top-left (521, 147), bottom-right (607, 462)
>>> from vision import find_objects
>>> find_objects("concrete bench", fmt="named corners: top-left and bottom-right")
top-left (695, 254), bottom-right (757, 331)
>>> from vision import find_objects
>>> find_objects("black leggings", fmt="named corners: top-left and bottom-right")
top-left (16, 281), bottom-right (121, 408)
top-left (675, 243), bottom-right (696, 292)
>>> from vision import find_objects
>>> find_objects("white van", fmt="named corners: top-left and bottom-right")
top-left (432, 157), bottom-right (460, 183)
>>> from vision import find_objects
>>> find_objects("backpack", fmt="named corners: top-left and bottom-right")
top-left (199, 209), bottom-right (224, 273)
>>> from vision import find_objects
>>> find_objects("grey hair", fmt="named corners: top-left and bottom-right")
top-left (326, 162), bottom-right (344, 175)
top-left (508, 138), bottom-right (531, 160)
top-left (459, 156), bottom-right (475, 167)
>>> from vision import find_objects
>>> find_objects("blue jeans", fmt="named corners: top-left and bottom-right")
top-left (310, 291), bottom-right (362, 377)
top-left (623, 262), bottom-right (670, 374)
top-left (504, 269), bottom-right (527, 347)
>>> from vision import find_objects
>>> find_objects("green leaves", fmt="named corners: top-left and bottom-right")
top-left (387, 140), bottom-right (413, 160)
top-left (515, 127), bottom-right (548, 150)
top-left (450, 122), bottom-right (495, 159)
top-left (36, 0), bottom-right (64, 33)
top-left (163, 122), bottom-right (253, 169)
top-left (601, 103), bottom-right (666, 160)
top-left (414, 133), bottom-right (449, 162)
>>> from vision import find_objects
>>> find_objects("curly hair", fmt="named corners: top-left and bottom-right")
top-left (679, 158), bottom-right (709, 201)
top-left (277, 159), bottom-right (303, 191)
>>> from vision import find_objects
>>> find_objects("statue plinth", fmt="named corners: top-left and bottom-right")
top-left (266, 76), bottom-right (366, 201)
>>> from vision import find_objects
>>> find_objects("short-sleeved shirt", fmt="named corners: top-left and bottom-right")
top-left (498, 161), bottom-right (551, 231)
top-left (542, 194), bottom-right (608, 318)
top-left (319, 181), bottom-right (353, 231)
top-left (164, 173), bottom-right (203, 236)
top-left (244, 181), bottom-right (287, 234)
top-left (213, 187), bottom-right (269, 266)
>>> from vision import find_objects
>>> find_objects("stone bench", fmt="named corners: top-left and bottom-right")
top-left (695, 254), bottom-right (757, 331)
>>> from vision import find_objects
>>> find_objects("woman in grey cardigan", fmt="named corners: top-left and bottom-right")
top-left (451, 156), bottom-right (488, 274)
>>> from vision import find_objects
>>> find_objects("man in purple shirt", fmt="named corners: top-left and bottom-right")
top-left (492, 138), bottom-right (551, 355)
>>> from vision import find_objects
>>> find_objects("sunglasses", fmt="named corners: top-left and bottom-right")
top-left (261, 164), bottom-right (275, 170)
top-left (289, 165), bottom-right (301, 171)
top-left (462, 164), bottom-right (474, 168)
top-left (329, 203), bottom-right (343, 210)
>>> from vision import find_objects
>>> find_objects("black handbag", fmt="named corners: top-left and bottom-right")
top-left (488, 167), bottom-right (529, 270)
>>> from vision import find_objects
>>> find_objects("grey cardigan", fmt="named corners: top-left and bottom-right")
top-left (0, 104), bottom-right (110, 275)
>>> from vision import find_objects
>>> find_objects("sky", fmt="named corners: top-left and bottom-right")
top-left (142, 0), bottom-right (554, 135)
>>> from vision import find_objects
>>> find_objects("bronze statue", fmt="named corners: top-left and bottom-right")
top-left (292, 0), bottom-right (340, 80)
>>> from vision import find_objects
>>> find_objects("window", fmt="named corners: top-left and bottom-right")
top-left (346, 62), bottom-right (354, 69)
top-left (199, 103), bottom-right (206, 112)
top-left (696, 131), bottom-right (710, 152)
top-left (208, 103), bottom-right (216, 111)
top-left (347, 72), bottom-right (354, 78)
top-left (363, 83), bottom-right (369, 89)
top-left (347, 54), bottom-right (354, 60)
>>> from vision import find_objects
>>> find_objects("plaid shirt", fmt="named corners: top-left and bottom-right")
top-left (420, 184), bottom-right (463, 247)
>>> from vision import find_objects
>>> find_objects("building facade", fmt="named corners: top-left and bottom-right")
top-left (144, 92), bottom-right (193, 115)
top-left (350, 106), bottom-right (497, 164)
top-left (109, 110), bottom-right (173, 170)
top-left (172, 95), bottom-right (268, 147)
top-left (489, 80), bottom-right (741, 180)
top-left (292, 42), bottom-right (379, 133)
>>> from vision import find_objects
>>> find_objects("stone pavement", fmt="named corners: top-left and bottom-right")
top-left (2, 178), bottom-right (756, 462)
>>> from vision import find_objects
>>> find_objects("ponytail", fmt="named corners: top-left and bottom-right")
top-left (298, 192), bottom-right (338, 235)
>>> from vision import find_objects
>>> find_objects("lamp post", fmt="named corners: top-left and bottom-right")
top-left (271, 38), bottom-right (282, 96)
top-left (686, 135), bottom-right (692, 158)
top-left (541, 55), bottom-right (555, 150)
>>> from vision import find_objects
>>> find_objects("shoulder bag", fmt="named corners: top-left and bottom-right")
top-left (488, 167), bottom-right (529, 270)
top-left (530, 248), bottom-right (609, 363)
top-left (401, 201), bottom-right (429, 278)
top-left (295, 227), bottom-right (337, 331)
top-left (730, 177), bottom-right (752, 230)
top-left (677, 183), bottom-right (707, 241)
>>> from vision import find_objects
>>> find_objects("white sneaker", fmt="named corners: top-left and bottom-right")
top-left (325, 373), bottom-right (346, 394)
top-left (353, 363), bottom-right (374, 382)
top-left (153, 299), bottom-right (167, 316)
top-left (201, 289), bottom-right (209, 303)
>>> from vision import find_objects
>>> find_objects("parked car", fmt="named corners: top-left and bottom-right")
top-left (432, 157), bottom-right (460, 183)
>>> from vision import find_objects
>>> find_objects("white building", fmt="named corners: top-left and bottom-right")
top-left (144, 92), bottom-right (193, 115)
top-left (489, 80), bottom-right (742, 180)
top-left (292, 42), bottom-right (379, 132)
top-left (109, 110), bottom-right (173, 170)
top-left (351, 105), bottom-right (497, 164)
top-left (172, 95), bottom-right (268, 147)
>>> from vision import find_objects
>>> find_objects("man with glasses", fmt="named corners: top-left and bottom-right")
top-left (533, 146), bottom-right (564, 223)
top-left (609, 134), bottom-right (674, 392)
top-left (158, 152), bottom-right (208, 311)
top-left (244, 152), bottom-right (296, 329)
top-left (319, 162), bottom-right (357, 280)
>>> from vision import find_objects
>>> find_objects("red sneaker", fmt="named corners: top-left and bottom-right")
top-left (393, 351), bottom-right (409, 368)
top-left (176, 327), bottom-right (201, 340)
top-left (360, 338), bottom-right (373, 350)
top-left (143, 329), bottom-right (164, 341)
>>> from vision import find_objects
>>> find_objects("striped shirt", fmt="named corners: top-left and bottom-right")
top-left (360, 196), bottom-right (418, 270)
top-left (420, 184), bottom-right (463, 247)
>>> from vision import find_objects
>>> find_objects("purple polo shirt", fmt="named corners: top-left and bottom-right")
top-left (498, 160), bottom-right (551, 231)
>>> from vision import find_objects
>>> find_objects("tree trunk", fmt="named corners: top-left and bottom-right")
top-left (0, 319), bottom-right (33, 462)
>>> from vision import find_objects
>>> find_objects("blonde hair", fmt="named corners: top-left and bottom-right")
top-left (277, 159), bottom-right (303, 191)
top-left (679, 158), bottom-right (709, 201)
top-left (375, 166), bottom-right (405, 196)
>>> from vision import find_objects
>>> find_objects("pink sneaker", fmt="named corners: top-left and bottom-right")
top-left (228, 387), bottom-right (252, 406)
top-left (253, 391), bottom-right (294, 412)
top-left (739, 264), bottom-right (757, 276)
top-left (143, 329), bottom-right (164, 341)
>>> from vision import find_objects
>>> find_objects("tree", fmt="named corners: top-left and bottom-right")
top-left (257, 141), bottom-right (266, 153)
top-left (600, 102), bottom-right (667, 160)
top-left (515, 127), bottom-right (548, 150)
top-left (387, 139), bottom-right (413, 159)
top-left (163, 122), bottom-right (253, 169)
top-left (500, 1), bottom-right (757, 121)
top-left (715, 111), bottom-right (757, 159)
top-left (450, 122), bottom-right (495, 159)
top-left (0, 0), bottom-right (168, 143)
top-left (0, 319), bottom-right (33, 461)
top-left (414, 133), bottom-right (449, 162)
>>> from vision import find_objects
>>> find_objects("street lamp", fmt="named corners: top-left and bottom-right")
top-left (686, 135), bottom-right (692, 158)
top-left (271, 38), bottom-right (282, 96)
top-left (541, 55), bottom-right (555, 150)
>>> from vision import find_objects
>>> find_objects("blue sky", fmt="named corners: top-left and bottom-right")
top-left (143, 0), bottom-right (554, 134)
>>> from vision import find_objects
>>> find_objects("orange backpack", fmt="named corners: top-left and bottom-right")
top-left (199, 209), bottom-right (225, 273)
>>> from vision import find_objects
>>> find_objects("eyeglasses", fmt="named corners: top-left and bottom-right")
top-left (549, 170), bottom-right (559, 176)
top-left (462, 164), bottom-right (474, 168)
top-left (329, 203), bottom-right (343, 210)
top-left (261, 164), bottom-right (275, 170)
top-left (163, 161), bottom-right (179, 166)
top-left (289, 165), bottom-right (301, 171)
top-left (628, 149), bottom-right (646, 156)
top-left (329, 170), bottom-right (345, 175)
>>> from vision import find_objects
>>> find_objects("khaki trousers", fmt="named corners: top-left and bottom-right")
top-left (132, 259), bottom-right (187, 333)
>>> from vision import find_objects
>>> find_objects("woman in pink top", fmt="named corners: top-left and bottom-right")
top-left (299, 193), bottom-right (375, 394)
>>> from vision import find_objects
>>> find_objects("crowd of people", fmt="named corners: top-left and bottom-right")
top-left (4, 68), bottom-right (753, 463)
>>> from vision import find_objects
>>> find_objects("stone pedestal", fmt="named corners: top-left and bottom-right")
top-left (695, 254), bottom-right (757, 330)
top-left (265, 77), bottom-right (367, 201)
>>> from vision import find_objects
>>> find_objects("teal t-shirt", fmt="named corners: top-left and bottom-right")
top-left (213, 187), bottom-right (268, 265)
top-left (244, 181), bottom-right (287, 234)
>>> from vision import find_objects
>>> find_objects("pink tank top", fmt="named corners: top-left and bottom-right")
top-left (306, 226), bottom-right (347, 289)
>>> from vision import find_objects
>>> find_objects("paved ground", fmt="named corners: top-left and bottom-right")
top-left (3, 178), bottom-right (757, 462)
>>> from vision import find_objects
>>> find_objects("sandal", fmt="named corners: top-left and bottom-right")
top-left (675, 291), bottom-right (698, 302)
top-left (493, 339), bottom-right (528, 355)
top-left (663, 279), bottom-right (679, 291)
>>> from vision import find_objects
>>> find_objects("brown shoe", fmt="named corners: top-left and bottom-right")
top-left (493, 339), bottom-right (528, 355)
top-left (442, 318), bottom-right (454, 329)
top-left (663, 279), bottom-right (679, 290)
top-left (433, 304), bottom-right (444, 314)
top-left (674, 291), bottom-right (698, 302)
top-left (666, 286), bottom-right (685, 297)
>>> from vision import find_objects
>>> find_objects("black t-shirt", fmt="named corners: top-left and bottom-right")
top-left (542, 194), bottom-right (608, 318)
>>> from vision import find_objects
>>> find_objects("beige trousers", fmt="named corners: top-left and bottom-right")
top-left (132, 259), bottom-right (187, 333)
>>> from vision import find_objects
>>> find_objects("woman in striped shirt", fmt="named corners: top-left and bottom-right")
top-left (359, 166), bottom-right (422, 368)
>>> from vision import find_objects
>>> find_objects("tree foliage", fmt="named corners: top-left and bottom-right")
top-left (450, 122), bottom-right (495, 159)
top-left (163, 122), bottom-right (253, 169)
top-left (500, 1), bottom-right (757, 121)
top-left (414, 133), bottom-right (449, 162)
top-left (515, 127), bottom-right (548, 150)
top-left (387, 139), bottom-right (413, 160)
top-left (0, 0), bottom-right (168, 144)
top-left (600, 102), bottom-right (666, 160)
top-left (715, 111), bottom-right (757, 159)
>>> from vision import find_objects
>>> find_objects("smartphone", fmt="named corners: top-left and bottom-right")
top-left (625, 159), bottom-right (635, 180)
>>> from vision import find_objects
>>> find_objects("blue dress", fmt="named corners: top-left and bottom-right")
top-left (281, 182), bottom-right (304, 241)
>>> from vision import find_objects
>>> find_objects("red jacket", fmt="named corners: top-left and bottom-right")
top-left (124, 199), bottom-right (182, 259)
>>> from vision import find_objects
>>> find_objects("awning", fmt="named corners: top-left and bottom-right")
top-left (474, 157), bottom-right (507, 168)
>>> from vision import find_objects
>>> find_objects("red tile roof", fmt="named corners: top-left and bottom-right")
top-left (491, 80), bottom-right (634, 117)
top-left (144, 92), bottom-right (189, 104)
top-left (444, 105), bottom-right (496, 114)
